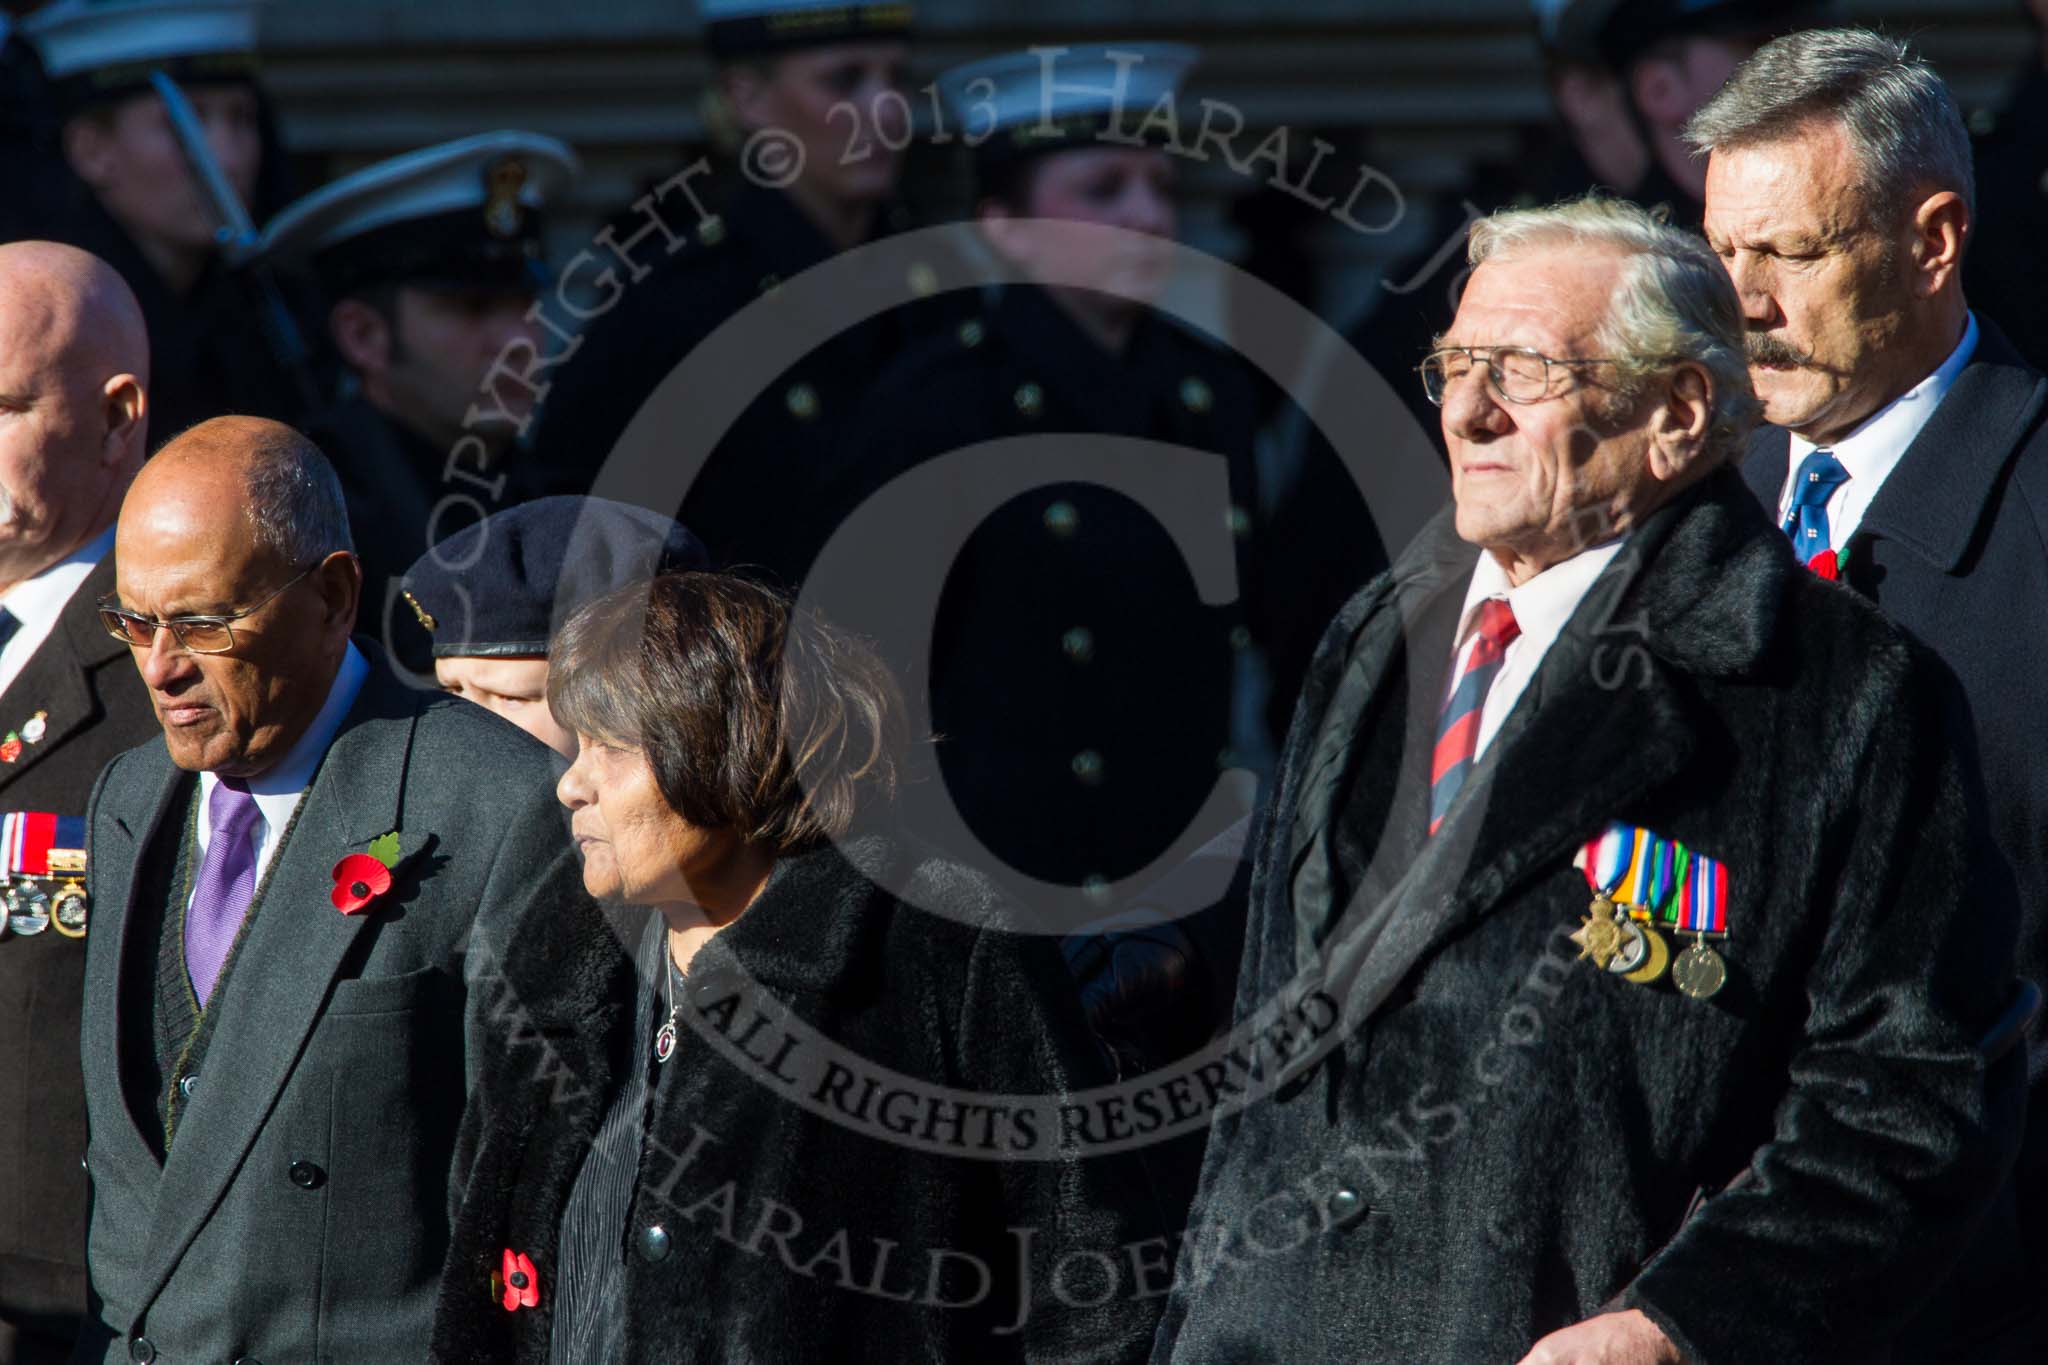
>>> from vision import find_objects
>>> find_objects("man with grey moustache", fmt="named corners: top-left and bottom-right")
top-left (1692, 32), bottom-right (2048, 1354)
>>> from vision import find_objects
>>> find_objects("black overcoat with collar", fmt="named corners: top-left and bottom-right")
top-left (1740, 319), bottom-right (2048, 1246)
top-left (0, 557), bottom-right (160, 1365)
top-left (430, 832), bottom-right (1169, 1364)
top-left (71, 647), bottom-right (588, 1365)
top-left (1152, 469), bottom-right (2022, 1364)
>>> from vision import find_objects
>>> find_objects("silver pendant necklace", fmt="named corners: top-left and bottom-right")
top-left (654, 935), bottom-right (680, 1064)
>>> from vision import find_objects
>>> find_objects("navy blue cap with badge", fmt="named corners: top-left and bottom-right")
top-left (25, 0), bottom-right (261, 113)
top-left (257, 130), bottom-right (579, 303)
top-left (400, 496), bottom-right (710, 660)
top-left (934, 42), bottom-right (1196, 182)
top-left (698, 0), bottom-right (914, 62)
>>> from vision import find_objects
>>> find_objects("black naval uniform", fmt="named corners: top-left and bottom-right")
top-left (0, 557), bottom-right (160, 1365)
top-left (835, 283), bottom-right (1264, 905)
top-left (304, 395), bottom-right (547, 675)
top-left (42, 188), bottom-right (325, 446)
top-left (527, 179), bottom-right (963, 589)
top-left (1969, 58), bottom-right (2048, 374)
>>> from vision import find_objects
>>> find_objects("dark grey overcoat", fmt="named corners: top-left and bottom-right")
top-left (1153, 469), bottom-right (2023, 1364)
top-left (71, 651), bottom-right (584, 1364)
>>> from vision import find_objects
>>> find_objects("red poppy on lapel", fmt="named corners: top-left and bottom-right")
top-left (500, 1249), bottom-right (540, 1311)
top-left (330, 853), bottom-right (393, 914)
top-left (1807, 549), bottom-right (1839, 581)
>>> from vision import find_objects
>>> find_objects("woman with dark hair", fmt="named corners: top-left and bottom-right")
top-left (431, 573), bottom-right (1165, 1364)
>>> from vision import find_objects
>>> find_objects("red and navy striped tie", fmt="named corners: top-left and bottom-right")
top-left (1429, 597), bottom-right (1520, 836)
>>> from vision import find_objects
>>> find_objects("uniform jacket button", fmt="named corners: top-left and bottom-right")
top-left (287, 1159), bottom-right (325, 1190)
top-left (1061, 627), bottom-right (1095, 663)
top-left (232, 1357), bottom-right (264, 1365)
top-left (1071, 750), bottom-right (1106, 786)
top-left (179, 1074), bottom-right (198, 1098)
top-left (127, 1338), bottom-right (155, 1364)
top-left (637, 1223), bottom-right (672, 1263)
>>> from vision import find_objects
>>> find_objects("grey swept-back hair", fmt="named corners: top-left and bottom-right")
top-left (1683, 27), bottom-right (1974, 227)
top-left (1467, 195), bottom-right (1761, 465)
top-left (244, 426), bottom-right (356, 564)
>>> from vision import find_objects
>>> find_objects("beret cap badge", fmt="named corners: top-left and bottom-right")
top-left (403, 590), bottom-right (438, 632)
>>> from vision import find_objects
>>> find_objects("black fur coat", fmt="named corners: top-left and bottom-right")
top-left (1152, 468), bottom-right (2024, 1364)
top-left (431, 833), bottom-right (1167, 1363)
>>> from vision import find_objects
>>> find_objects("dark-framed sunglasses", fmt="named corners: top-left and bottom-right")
top-left (98, 562), bottom-right (320, 655)
top-left (1418, 345), bottom-right (1627, 407)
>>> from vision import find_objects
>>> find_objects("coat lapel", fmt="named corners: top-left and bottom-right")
top-left (1852, 323), bottom-right (2048, 573)
top-left (1304, 470), bottom-right (1787, 1024)
top-left (92, 742), bottom-right (188, 1175)
top-left (0, 556), bottom-right (125, 796)
top-left (138, 669), bottom-right (422, 1300)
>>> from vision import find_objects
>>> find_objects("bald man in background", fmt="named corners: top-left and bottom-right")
top-left (0, 242), bottom-right (157, 1365)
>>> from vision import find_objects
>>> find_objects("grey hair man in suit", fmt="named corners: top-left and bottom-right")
top-left (74, 416), bottom-right (589, 1363)
top-left (1693, 29), bottom-right (2048, 1358)
top-left (0, 242), bottom-right (158, 1365)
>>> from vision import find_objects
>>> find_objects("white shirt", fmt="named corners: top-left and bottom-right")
top-left (1778, 312), bottom-right (1979, 550)
top-left (191, 642), bottom-right (369, 899)
top-left (1448, 538), bottom-right (1626, 761)
top-left (0, 526), bottom-right (116, 700)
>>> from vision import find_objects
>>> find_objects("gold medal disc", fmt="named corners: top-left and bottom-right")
top-left (1672, 940), bottom-right (1726, 999)
top-left (1622, 924), bottom-right (1672, 984)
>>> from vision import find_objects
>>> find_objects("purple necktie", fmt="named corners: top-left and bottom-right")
top-left (185, 779), bottom-right (262, 1007)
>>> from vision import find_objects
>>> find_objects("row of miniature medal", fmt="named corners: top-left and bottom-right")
top-left (0, 809), bottom-right (89, 940)
top-left (1571, 824), bottom-right (1728, 1000)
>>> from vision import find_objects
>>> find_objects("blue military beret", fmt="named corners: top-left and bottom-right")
top-left (399, 496), bottom-right (710, 658)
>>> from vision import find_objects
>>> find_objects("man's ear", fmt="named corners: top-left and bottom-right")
top-left (100, 374), bottom-right (147, 470)
top-left (1646, 363), bottom-right (1713, 482)
top-left (1906, 189), bottom-right (1969, 300)
top-left (720, 62), bottom-right (775, 132)
top-left (329, 296), bottom-right (393, 378)
top-left (1628, 57), bottom-right (1687, 129)
top-left (60, 115), bottom-right (115, 190)
top-left (313, 548), bottom-right (364, 636)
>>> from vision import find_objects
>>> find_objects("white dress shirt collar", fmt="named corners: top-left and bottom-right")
top-left (1452, 536), bottom-right (1627, 761)
top-left (1781, 311), bottom-right (1979, 548)
top-left (0, 524), bottom-right (117, 700)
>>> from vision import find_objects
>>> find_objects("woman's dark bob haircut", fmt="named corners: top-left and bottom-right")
top-left (548, 572), bottom-right (907, 854)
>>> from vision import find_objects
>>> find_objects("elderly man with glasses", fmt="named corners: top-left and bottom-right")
top-left (73, 416), bottom-right (594, 1365)
top-left (1152, 196), bottom-right (2023, 1365)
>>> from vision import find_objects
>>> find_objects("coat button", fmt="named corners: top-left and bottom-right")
top-left (128, 1338), bottom-right (155, 1364)
top-left (1328, 1186), bottom-right (1367, 1229)
top-left (1070, 750), bottom-right (1105, 786)
top-left (179, 1074), bottom-right (198, 1098)
top-left (637, 1223), bottom-right (672, 1263)
top-left (1042, 500), bottom-right (1079, 538)
top-left (785, 383), bottom-right (819, 421)
top-left (287, 1160), bottom-right (325, 1190)
top-left (1180, 375), bottom-right (1214, 414)
top-left (1014, 382), bottom-right (1045, 418)
top-left (696, 215), bottom-right (726, 246)
top-left (233, 1357), bottom-right (264, 1365)
top-left (1061, 627), bottom-right (1095, 663)
top-left (957, 319), bottom-right (985, 348)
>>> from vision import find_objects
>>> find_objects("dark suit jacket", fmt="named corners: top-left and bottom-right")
top-left (1154, 470), bottom-right (2021, 1363)
top-left (0, 557), bottom-right (160, 1365)
top-left (1741, 319), bottom-right (2048, 1355)
top-left (71, 650), bottom-right (585, 1364)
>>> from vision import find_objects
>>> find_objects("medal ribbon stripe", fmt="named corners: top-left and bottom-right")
top-left (2, 812), bottom-right (83, 877)
top-left (1679, 851), bottom-right (1729, 935)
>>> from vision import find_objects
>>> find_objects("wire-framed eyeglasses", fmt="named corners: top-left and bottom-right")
top-left (98, 563), bottom-right (319, 655)
top-left (1418, 345), bottom-right (1627, 407)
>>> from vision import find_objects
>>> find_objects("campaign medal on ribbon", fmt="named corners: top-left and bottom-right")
top-left (1671, 850), bottom-right (1730, 999)
top-left (1, 812), bottom-right (85, 937)
top-left (1572, 827), bottom-right (1637, 971)
top-left (1574, 824), bottom-right (1681, 983)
